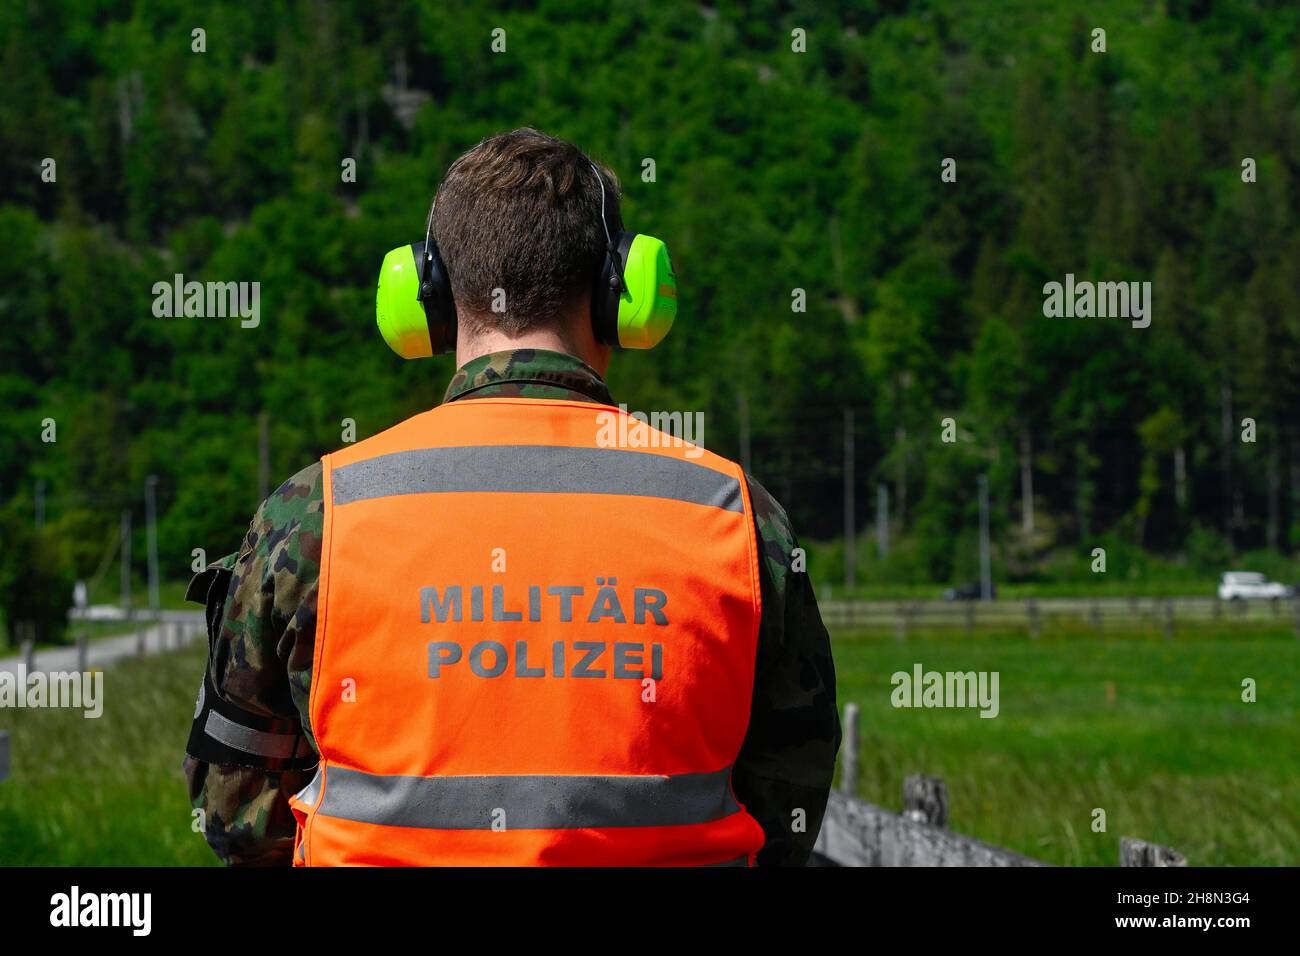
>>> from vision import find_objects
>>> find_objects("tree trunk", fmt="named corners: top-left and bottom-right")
top-left (1268, 440), bottom-right (1280, 551)
top-left (1221, 381), bottom-right (1234, 549)
top-left (1174, 445), bottom-right (1187, 511)
top-left (895, 423), bottom-right (907, 528)
top-left (1290, 430), bottom-right (1300, 550)
top-left (1019, 425), bottom-right (1034, 537)
top-left (1075, 440), bottom-right (1092, 541)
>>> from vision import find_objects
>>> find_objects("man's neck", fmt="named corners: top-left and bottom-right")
top-left (455, 315), bottom-right (611, 377)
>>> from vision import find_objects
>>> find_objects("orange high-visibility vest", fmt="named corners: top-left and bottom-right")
top-left (288, 397), bottom-right (765, 866)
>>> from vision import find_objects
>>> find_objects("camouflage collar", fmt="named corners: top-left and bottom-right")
top-left (442, 349), bottom-right (615, 406)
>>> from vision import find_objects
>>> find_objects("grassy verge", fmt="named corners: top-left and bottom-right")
top-left (0, 643), bottom-right (218, 866)
top-left (831, 625), bottom-right (1300, 865)
top-left (2, 625), bottom-right (1294, 866)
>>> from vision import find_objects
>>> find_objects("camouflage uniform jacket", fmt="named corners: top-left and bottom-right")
top-left (183, 348), bottom-right (840, 866)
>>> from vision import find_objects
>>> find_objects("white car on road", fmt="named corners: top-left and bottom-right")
top-left (1217, 571), bottom-right (1290, 601)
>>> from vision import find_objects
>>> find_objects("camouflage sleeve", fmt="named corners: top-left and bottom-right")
top-left (182, 462), bottom-right (324, 866)
top-left (732, 474), bottom-right (841, 866)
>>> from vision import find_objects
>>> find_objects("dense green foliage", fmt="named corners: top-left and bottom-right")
top-left (0, 503), bottom-right (75, 645)
top-left (3, 1), bottom-right (1300, 633)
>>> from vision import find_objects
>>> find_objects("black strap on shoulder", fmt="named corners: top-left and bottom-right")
top-left (186, 564), bottom-right (234, 660)
top-left (186, 668), bottom-right (318, 772)
top-left (185, 565), bottom-right (229, 605)
top-left (185, 562), bottom-right (316, 772)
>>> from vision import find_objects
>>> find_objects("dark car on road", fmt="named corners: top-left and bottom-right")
top-left (942, 581), bottom-right (996, 601)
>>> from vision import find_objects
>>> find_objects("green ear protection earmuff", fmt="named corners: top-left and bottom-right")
top-left (376, 204), bottom-right (456, 359)
top-left (376, 162), bottom-right (677, 358)
top-left (588, 165), bottom-right (678, 350)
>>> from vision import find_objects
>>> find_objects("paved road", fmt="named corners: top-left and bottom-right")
top-left (0, 613), bottom-right (205, 674)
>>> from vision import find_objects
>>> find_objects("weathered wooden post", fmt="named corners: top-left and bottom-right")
top-left (76, 632), bottom-right (88, 673)
top-left (1028, 599), bottom-right (1040, 638)
top-left (1120, 836), bottom-right (1187, 867)
top-left (1214, 597), bottom-right (1222, 622)
top-left (964, 600), bottom-right (975, 635)
top-left (1163, 599), bottom-right (1175, 639)
top-left (840, 702), bottom-right (860, 796)
top-left (895, 612), bottom-right (907, 642)
top-left (1090, 598), bottom-right (1102, 633)
top-left (173, 621), bottom-right (184, 649)
top-left (21, 635), bottom-right (35, 674)
top-left (903, 775), bottom-right (949, 827)
top-left (0, 731), bottom-right (9, 783)
top-left (136, 623), bottom-right (147, 657)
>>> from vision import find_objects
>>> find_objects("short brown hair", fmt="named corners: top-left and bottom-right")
top-left (432, 128), bottom-right (621, 336)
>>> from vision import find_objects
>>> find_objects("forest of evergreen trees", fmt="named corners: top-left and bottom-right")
top-left (2, 0), bottom-right (1299, 638)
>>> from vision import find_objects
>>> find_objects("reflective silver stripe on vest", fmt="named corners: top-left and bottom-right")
top-left (294, 765), bottom-right (324, 809)
top-left (315, 766), bottom-right (740, 830)
top-left (203, 711), bottom-right (313, 760)
top-left (331, 445), bottom-right (742, 513)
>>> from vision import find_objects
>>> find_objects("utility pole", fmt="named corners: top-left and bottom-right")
top-left (120, 509), bottom-right (133, 619)
top-left (34, 480), bottom-right (45, 531)
top-left (978, 473), bottom-right (992, 602)
top-left (1019, 427), bottom-right (1034, 536)
top-left (145, 475), bottom-right (160, 614)
top-left (258, 412), bottom-right (271, 504)
top-left (844, 408), bottom-right (855, 593)
top-left (1220, 381), bottom-right (1233, 550)
top-left (876, 483), bottom-right (889, 558)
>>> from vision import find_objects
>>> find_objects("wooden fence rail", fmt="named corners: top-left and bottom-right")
top-left (812, 703), bottom-right (1186, 867)
top-left (820, 595), bottom-right (1300, 637)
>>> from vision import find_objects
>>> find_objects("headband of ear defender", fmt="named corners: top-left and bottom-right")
top-left (376, 161), bottom-right (677, 358)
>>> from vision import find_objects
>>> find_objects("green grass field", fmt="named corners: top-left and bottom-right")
top-left (1, 627), bottom-right (1295, 866)
top-left (0, 643), bottom-right (218, 866)
top-left (832, 626), bottom-right (1300, 866)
